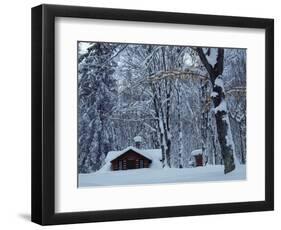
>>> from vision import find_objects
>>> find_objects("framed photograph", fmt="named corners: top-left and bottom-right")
top-left (31, 4), bottom-right (274, 225)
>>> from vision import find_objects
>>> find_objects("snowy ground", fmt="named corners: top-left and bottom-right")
top-left (78, 165), bottom-right (246, 187)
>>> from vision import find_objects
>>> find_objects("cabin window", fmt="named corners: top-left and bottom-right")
top-left (118, 160), bottom-right (122, 170)
top-left (139, 159), bottom-right (144, 168)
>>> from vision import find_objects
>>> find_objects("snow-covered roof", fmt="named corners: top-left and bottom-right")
top-left (191, 149), bottom-right (202, 156)
top-left (105, 146), bottom-right (162, 163)
top-left (133, 136), bottom-right (142, 142)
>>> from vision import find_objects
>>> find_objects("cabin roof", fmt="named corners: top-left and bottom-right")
top-left (105, 146), bottom-right (162, 163)
top-left (133, 136), bottom-right (142, 142)
top-left (191, 149), bottom-right (203, 156)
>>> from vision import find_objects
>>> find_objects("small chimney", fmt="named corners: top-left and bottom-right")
top-left (133, 136), bottom-right (142, 149)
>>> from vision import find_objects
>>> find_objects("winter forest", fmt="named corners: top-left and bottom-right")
top-left (78, 41), bottom-right (246, 186)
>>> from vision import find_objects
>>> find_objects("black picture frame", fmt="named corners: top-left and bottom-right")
top-left (31, 4), bottom-right (274, 225)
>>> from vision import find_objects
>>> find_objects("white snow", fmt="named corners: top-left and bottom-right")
top-left (167, 131), bottom-right (172, 139)
top-left (214, 100), bottom-right (227, 114)
top-left (183, 52), bottom-right (193, 67)
top-left (78, 42), bottom-right (92, 55)
top-left (188, 160), bottom-right (194, 165)
top-left (133, 136), bottom-right (142, 142)
top-left (211, 91), bottom-right (218, 98)
top-left (191, 149), bottom-right (202, 156)
top-left (203, 48), bottom-right (218, 67)
top-left (159, 119), bottom-right (165, 134)
top-left (214, 76), bottom-right (225, 91)
top-left (179, 131), bottom-right (183, 139)
top-left (79, 165), bottom-right (246, 187)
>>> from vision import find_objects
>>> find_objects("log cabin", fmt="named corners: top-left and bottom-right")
top-left (105, 146), bottom-right (162, 171)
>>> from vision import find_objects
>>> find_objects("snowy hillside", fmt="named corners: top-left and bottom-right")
top-left (79, 165), bottom-right (246, 187)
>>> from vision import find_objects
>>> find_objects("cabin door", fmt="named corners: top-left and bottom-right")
top-left (195, 155), bottom-right (203, 166)
top-left (127, 160), bottom-right (135, 169)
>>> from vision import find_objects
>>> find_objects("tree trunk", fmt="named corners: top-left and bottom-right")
top-left (151, 83), bottom-right (166, 167)
top-left (239, 125), bottom-right (246, 164)
top-left (176, 82), bottom-right (183, 168)
top-left (200, 79), bottom-right (209, 165)
top-left (213, 102), bottom-right (236, 173)
top-left (162, 48), bottom-right (172, 168)
top-left (209, 123), bottom-right (217, 165)
top-left (196, 48), bottom-right (236, 174)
